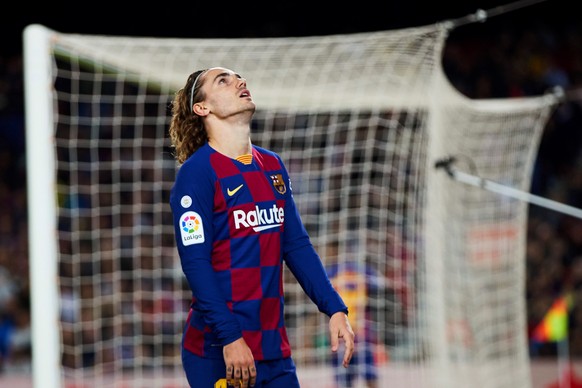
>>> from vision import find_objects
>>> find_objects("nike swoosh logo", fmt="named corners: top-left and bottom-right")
top-left (227, 184), bottom-right (244, 196)
top-left (253, 224), bottom-right (282, 232)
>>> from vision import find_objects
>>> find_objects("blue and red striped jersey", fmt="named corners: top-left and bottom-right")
top-left (170, 143), bottom-right (347, 360)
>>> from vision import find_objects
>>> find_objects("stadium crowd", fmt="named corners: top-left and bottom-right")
top-left (0, 15), bottom-right (581, 374)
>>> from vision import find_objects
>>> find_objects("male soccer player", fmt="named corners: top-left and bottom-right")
top-left (168, 67), bottom-right (355, 387)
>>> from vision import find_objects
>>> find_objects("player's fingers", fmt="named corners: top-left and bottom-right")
top-left (241, 368), bottom-right (249, 387)
top-left (330, 331), bottom-right (340, 352)
top-left (227, 378), bottom-right (242, 387)
top-left (226, 366), bottom-right (233, 380)
top-left (343, 347), bottom-right (354, 368)
top-left (342, 332), bottom-right (355, 368)
top-left (249, 366), bottom-right (257, 387)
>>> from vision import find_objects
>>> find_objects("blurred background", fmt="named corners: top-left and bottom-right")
top-left (1, 0), bottom-right (581, 384)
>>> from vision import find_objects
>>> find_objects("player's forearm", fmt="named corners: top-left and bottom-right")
top-left (285, 244), bottom-right (348, 317)
top-left (182, 256), bottom-right (242, 344)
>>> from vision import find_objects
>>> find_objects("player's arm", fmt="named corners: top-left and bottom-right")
top-left (278, 162), bottom-right (346, 314)
top-left (278, 159), bottom-right (354, 365)
top-left (284, 240), bottom-right (347, 316)
top-left (282, 204), bottom-right (355, 366)
top-left (170, 161), bottom-right (242, 345)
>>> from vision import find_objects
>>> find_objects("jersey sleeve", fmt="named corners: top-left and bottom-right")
top-left (278, 157), bottom-right (348, 317)
top-left (170, 160), bottom-right (242, 345)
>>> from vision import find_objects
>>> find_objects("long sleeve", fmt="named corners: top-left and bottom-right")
top-left (170, 155), bottom-right (242, 346)
top-left (279, 162), bottom-right (348, 317)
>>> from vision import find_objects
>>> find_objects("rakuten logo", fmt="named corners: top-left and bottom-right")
top-left (233, 204), bottom-right (284, 232)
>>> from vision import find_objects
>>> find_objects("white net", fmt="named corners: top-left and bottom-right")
top-left (25, 22), bottom-right (558, 388)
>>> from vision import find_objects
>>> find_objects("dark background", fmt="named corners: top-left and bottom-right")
top-left (0, 0), bottom-right (569, 55)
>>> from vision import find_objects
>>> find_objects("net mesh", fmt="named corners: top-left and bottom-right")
top-left (26, 23), bottom-right (558, 387)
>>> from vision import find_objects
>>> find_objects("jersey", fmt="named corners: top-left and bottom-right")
top-left (170, 143), bottom-right (347, 361)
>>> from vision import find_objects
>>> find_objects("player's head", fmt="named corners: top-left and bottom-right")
top-left (169, 67), bottom-right (254, 164)
top-left (190, 67), bottom-right (255, 120)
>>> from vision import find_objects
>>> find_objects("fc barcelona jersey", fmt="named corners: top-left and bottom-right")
top-left (170, 143), bottom-right (347, 360)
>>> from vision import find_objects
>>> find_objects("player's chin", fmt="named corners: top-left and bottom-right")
top-left (244, 104), bottom-right (256, 114)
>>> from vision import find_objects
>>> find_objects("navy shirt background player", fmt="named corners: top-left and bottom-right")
top-left (168, 67), bottom-right (355, 388)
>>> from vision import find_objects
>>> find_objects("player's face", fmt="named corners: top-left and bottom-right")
top-left (199, 67), bottom-right (255, 119)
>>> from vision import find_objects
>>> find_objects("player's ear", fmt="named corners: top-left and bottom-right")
top-left (193, 103), bottom-right (209, 116)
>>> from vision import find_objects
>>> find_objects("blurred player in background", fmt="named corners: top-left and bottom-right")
top-left (168, 67), bottom-right (355, 387)
top-left (328, 261), bottom-right (381, 388)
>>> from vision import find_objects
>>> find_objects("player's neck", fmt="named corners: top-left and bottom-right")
top-left (208, 135), bottom-right (252, 160)
top-left (207, 117), bottom-right (253, 159)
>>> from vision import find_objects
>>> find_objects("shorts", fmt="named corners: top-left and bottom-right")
top-left (182, 348), bottom-right (300, 388)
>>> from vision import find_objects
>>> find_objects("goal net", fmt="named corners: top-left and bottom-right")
top-left (24, 22), bottom-right (558, 388)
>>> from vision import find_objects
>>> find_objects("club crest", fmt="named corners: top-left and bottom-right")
top-left (270, 173), bottom-right (286, 194)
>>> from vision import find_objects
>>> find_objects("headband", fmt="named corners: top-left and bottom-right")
top-left (189, 70), bottom-right (207, 114)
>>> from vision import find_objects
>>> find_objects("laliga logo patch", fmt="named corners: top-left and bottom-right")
top-left (180, 211), bottom-right (205, 246)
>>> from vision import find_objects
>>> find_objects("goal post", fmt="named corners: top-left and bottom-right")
top-left (23, 24), bottom-right (61, 388)
top-left (24, 22), bottom-right (559, 388)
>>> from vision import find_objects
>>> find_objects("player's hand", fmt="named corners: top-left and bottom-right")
top-left (223, 337), bottom-right (257, 387)
top-left (329, 311), bottom-right (355, 368)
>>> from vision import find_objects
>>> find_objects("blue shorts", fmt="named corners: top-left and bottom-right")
top-left (182, 348), bottom-right (300, 388)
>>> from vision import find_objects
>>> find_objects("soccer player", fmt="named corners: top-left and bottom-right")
top-left (168, 67), bottom-right (355, 388)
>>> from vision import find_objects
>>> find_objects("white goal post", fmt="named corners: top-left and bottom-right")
top-left (24, 22), bottom-right (559, 388)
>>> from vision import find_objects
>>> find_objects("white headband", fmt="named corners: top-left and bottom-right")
top-left (189, 70), bottom-right (207, 114)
